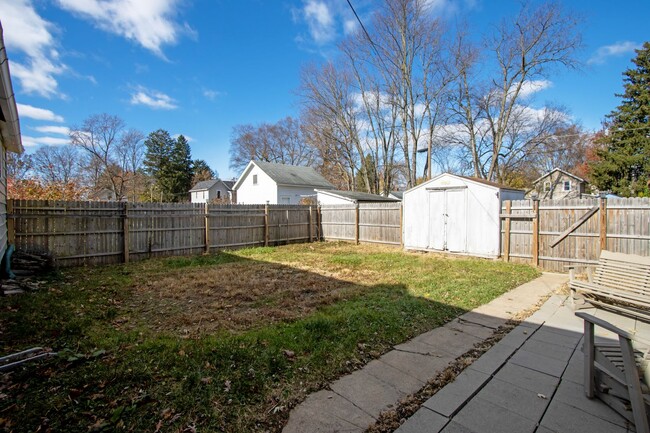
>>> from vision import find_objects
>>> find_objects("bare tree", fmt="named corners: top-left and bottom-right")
top-left (229, 116), bottom-right (317, 174)
top-left (31, 145), bottom-right (83, 185)
top-left (70, 114), bottom-right (144, 200)
top-left (448, 2), bottom-right (581, 182)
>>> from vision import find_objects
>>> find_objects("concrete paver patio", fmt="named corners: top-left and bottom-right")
top-left (397, 296), bottom-right (643, 433)
top-left (283, 272), bottom-right (647, 433)
top-left (283, 273), bottom-right (568, 432)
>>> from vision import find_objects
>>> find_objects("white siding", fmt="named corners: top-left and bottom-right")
top-left (403, 174), bottom-right (524, 258)
top-left (317, 191), bottom-right (353, 205)
top-left (277, 185), bottom-right (319, 205)
top-left (236, 167), bottom-right (278, 204)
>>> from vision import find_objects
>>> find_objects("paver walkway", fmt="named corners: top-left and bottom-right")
top-left (283, 273), bottom-right (568, 433)
top-left (396, 295), bottom-right (648, 433)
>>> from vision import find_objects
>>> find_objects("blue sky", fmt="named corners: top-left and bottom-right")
top-left (1, 0), bottom-right (648, 180)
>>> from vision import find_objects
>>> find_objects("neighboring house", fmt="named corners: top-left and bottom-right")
top-left (316, 189), bottom-right (400, 205)
top-left (528, 168), bottom-right (587, 200)
top-left (403, 173), bottom-right (524, 257)
top-left (0, 23), bottom-right (25, 260)
top-left (190, 179), bottom-right (236, 203)
top-left (233, 160), bottom-right (334, 204)
top-left (88, 188), bottom-right (117, 201)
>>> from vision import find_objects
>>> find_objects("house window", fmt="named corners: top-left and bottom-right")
top-left (544, 181), bottom-right (551, 192)
top-left (253, 174), bottom-right (258, 185)
top-left (563, 181), bottom-right (571, 191)
top-left (217, 191), bottom-right (221, 199)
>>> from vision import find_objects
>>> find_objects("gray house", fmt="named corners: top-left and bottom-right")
top-left (0, 23), bottom-right (25, 259)
top-left (528, 168), bottom-right (587, 200)
top-left (190, 179), bottom-right (236, 203)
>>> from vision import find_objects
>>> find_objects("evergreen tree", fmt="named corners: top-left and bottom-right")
top-left (590, 42), bottom-right (650, 197)
top-left (169, 135), bottom-right (194, 202)
top-left (143, 129), bottom-right (176, 201)
top-left (192, 159), bottom-right (216, 183)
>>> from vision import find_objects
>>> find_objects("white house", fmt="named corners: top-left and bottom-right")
top-left (190, 179), bottom-right (236, 203)
top-left (0, 23), bottom-right (24, 260)
top-left (403, 173), bottom-right (524, 257)
top-left (233, 161), bottom-right (334, 204)
top-left (316, 189), bottom-right (400, 205)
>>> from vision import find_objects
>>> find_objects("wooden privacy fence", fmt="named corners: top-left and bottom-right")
top-left (319, 202), bottom-right (402, 246)
top-left (501, 197), bottom-right (650, 272)
top-left (8, 200), bottom-right (318, 267)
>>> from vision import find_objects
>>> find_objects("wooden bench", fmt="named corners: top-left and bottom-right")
top-left (570, 250), bottom-right (650, 432)
top-left (570, 250), bottom-right (650, 322)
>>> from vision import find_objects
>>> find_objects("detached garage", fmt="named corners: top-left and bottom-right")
top-left (403, 173), bottom-right (524, 257)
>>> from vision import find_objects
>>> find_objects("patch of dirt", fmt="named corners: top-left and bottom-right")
top-left (116, 261), bottom-right (366, 336)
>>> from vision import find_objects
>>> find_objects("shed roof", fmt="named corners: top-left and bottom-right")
top-left (459, 176), bottom-right (524, 191)
top-left (316, 189), bottom-right (399, 203)
top-left (234, 161), bottom-right (334, 189)
top-left (405, 173), bottom-right (525, 195)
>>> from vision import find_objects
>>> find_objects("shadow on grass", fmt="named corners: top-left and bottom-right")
top-left (0, 246), bottom-right (536, 433)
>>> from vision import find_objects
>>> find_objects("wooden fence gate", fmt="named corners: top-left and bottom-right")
top-left (501, 197), bottom-right (650, 272)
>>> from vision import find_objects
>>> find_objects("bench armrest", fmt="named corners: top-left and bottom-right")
top-left (575, 312), bottom-right (636, 341)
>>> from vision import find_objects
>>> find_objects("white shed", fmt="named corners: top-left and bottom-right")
top-left (403, 173), bottom-right (524, 257)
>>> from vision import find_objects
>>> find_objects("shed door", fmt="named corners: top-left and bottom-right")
top-left (427, 191), bottom-right (445, 250)
top-left (445, 189), bottom-right (467, 252)
top-left (427, 187), bottom-right (467, 252)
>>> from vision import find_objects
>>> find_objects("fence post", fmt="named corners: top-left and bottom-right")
top-left (399, 202), bottom-right (404, 248)
top-left (532, 197), bottom-right (539, 267)
top-left (308, 206), bottom-right (313, 242)
top-left (599, 195), bottom-right (608, 252)
top-left (7, 199), bottom-right (15, 246)
top-left (503, 201), bottom-right (511, 262)
top-left (264, 203), bottom-right (269, 247)
top-left (355, 203), bottom-right (360, 245)
top-left (204, 202), bottom-right (210, 254)
top-left (123, 202), bottom-right (130, 263)
top-left (317, 205), bottom-right (322, 241)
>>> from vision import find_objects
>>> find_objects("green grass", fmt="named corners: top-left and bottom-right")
top-left (0, 242), bottom-right (539, 432)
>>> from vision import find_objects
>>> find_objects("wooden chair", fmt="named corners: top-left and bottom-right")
top-left (576, 312), bottom-right (649, 432)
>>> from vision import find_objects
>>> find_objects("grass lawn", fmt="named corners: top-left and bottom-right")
top-left (0, 242), bottom-right (539, 432)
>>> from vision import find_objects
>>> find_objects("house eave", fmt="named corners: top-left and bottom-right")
top-left (0, 23), bottom-right (23, 155)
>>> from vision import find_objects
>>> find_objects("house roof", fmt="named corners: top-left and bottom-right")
top-left (389, 191), bottom-right (403, 200)
top-left (316, 189), bottom-right (400, 203)
top-left (190, 179), bottom-right (218, 192)
top-left (0, 22), bottom-right (23, 154)
top-left (190, 179), bottom-right (236, 192)
top-left (234, 160), bottom-right (334, 190)
top-left (533, 168), bottom-right (585, 185)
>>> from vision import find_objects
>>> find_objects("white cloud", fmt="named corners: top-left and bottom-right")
top-left (588, 41), bottom-right (641, 65)
top-left (56, 0), bottom-right (191, 57)
top-left (303, 0), bottom-right (335, 45)
top-left (0, 0), bottom-right (67, 97)
top-left (516, 80), bottom-right (552, 99)
top-left (33, 125), bottom-right (70, 135)
top-left (17, 103), bottom-right (65, 122)
top-left (130, 86), bottom-right (177, 110)
top-left (343, 18), bottom-right (358, 35)
top-left (202, 89), bottom-right (220, 101)
top-left (22, 135), bottom-right (71, 147)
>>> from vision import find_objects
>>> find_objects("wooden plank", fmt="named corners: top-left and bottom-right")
top-left (532, 199), bottom-right (539, 267)
top-left (600, 197), bottom-right (608, 253)
top-left (550, 205), bottom-right (599, 248)
top-left (503, 201), bottom-right (511, 262)
top-left (123, 202), bottom-right (130, 263)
